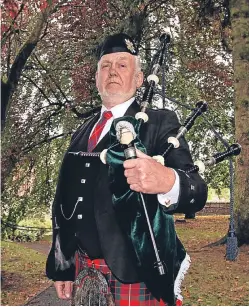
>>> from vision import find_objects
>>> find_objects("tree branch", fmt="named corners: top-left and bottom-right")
top-left (33, 53), bottom-right (72, 105)
top-left (70, 106), bottom-right (101, 118)
top-left (2, 3), bottom-right (55, 131)
top-left (22, 74), bottom-right (57, 107)
top-left (1, 1), bottom-right (26, 46)
top-left (22, 132), bottom-right (72, 154)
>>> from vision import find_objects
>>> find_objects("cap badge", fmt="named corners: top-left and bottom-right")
top-left (125, 38), bottom-right (136, 54)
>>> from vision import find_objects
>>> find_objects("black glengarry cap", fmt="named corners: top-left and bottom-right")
top-left (97, 33), bottom-right (138, 60)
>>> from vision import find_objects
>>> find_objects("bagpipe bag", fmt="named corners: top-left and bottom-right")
top-left (106, 116), bottom-right (188, 305)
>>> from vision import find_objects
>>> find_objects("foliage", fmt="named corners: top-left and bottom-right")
top-left (1, 138), bottom-right (69, 238)
top-left (207, 188), bottom-right (230, 201)
top-left (1, 0), bottom-right (238, 232)
top-left (1, 217), bottom-right (52, 242)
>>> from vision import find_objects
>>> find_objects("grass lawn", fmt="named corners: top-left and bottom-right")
top-left (1, 216), bottom-right (249, 306)
top-left (176, 215), bottom-right (249, 306)
top-left (1, 241), bottom-right (51, 306)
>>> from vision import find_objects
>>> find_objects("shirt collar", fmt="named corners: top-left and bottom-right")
top-left (101, 97), bottom-right (135, 119)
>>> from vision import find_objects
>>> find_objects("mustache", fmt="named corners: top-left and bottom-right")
top-left (106, 77), bottom-right (121, 84)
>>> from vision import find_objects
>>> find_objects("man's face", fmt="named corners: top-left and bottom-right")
top-left (96, 52), bottom-right (143, 105)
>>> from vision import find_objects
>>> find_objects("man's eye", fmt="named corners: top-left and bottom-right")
top-left (120, 64), bottom-right (127, 68)
top-left (102, 64), bottom-right (109, 68)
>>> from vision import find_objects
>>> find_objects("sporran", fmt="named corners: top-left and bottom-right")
top-left (71, 260), bottom-right (115, 306)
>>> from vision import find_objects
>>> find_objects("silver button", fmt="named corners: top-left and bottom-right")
top-left (78, 197), bottom-right (83, 201)
top-left (85, 163), bottom-right (90, 167)
top-left (190, 198), bottom-right (195, 203)
top-left (77, 214), bottom-right (83, 219)
top-left (191, 185), bottom-right (195, 190)
top-left (81, 179), bottom-right (86, 184)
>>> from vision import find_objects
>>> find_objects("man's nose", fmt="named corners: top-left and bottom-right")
top-left (109, 66), bottom-right (117, 76)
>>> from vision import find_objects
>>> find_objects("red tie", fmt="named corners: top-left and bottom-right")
top-left (88, 111), bottom-right (113, 152)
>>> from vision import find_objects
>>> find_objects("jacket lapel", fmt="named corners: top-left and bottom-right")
top-left (124, 99), bottom-right (141, 117)
top-left (93, 100), bottom-right (141, 152)
top-left (70, 113), bottom-right (100, 151)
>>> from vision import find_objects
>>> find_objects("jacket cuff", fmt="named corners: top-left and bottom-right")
top-left (46, 243), bottom-right (76, 282)
top-left (160, 169), bottom-right (207, 214)
top-left (157, 169), bottom-right (180, 206)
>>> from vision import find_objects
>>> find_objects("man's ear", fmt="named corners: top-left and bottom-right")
top-left (136, 71), bottom-right (144, 88)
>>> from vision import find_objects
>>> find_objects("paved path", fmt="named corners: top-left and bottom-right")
top-left (26, 285), bottom-right (70, 306)
top-left (22, 241), bottom-right (51, 255)
top-left (21, 241), bottom-right (70, 306)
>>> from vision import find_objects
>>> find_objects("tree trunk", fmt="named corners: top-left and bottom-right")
top-left (1, 4), bottom-right (56, 192)
top-left (1, 4), bottom-right (53, 131)
top-left (230, 0), bottom-right (249, 244)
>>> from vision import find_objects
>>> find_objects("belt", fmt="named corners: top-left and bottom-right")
top-left (76, 249), bottom-right (111, 275)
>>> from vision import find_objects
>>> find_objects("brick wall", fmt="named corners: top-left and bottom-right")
top-left (197, 202), bottom-right (230, 215)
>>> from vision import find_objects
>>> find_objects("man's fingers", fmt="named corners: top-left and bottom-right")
top-left (127, 176), bottom-right (138, 185)
top-left (54, 281), bottom-right (73, 300)
top-left (124, 169), bottom-right (137, 178)
top-left (54, 281), bottom-right (66, 299)
top-left (123, 154), bottom-right (151, 170)
top-left (130, 183), bottom-right (142, 192)
top-left (123, 159), bottom-right (137, 169)
top-left (64, 281), bottom-right (73, 299)
top-left (135, 148), bottom-right (152, 159)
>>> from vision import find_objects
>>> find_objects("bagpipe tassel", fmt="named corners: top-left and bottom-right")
top-left (226, 224), bottom-right (238, 261)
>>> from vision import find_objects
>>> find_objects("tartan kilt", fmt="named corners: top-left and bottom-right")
top-left (75, 252), bottom-right (167, 306)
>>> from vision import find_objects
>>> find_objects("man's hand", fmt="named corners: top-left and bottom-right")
top-left (54, 281), bottom-right (73, 300)
top-left (124, 149), bottom-right (176, 194)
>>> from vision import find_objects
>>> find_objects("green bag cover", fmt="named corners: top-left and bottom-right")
top-left (105, 116), bottom-right (188, 305)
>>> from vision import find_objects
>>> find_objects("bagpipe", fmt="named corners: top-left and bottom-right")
top-left (69, 32), bottom-right (241, 262)
top-left (69, 34), bottom-right (241, 305)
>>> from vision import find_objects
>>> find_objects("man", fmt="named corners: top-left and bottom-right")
top-left (46, 33), bottom-right (207, 306)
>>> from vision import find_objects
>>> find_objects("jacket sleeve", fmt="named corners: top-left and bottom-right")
top-left (155, 109), bottom-right (208, 214)
top-left (46, 151), bottom-right (77, 282)
top-left (46, 117), bottom-right (96, 281)
top-left (46, 217), bottom-right (76, 281)
top-left (45, 165), bottom-right (77, 281)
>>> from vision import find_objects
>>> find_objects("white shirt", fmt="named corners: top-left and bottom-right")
top-left (90, 97), bottom-right (180, 206)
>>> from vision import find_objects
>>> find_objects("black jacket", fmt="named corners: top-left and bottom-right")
top-left (46, 101), bottom-right (208, 304)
